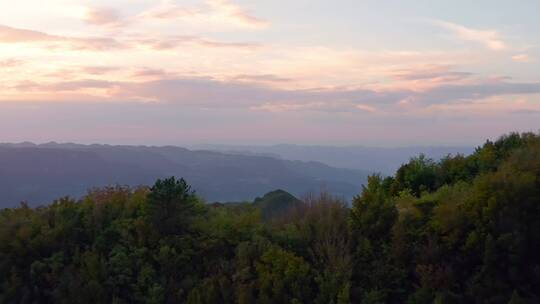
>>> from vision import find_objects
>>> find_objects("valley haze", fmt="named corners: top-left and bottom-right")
top-left (0, 141), bottom-right (472, 207)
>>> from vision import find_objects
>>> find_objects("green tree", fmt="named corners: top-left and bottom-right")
top-left (255, 246), bottom-right (314, 303)
top-left (146, 177), bottom-right (204, 235)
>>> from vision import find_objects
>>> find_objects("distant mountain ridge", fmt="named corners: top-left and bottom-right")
top-left (192, 144), bottom-right (475, 174)
top-left (0, 143), bottom-right (370, 207)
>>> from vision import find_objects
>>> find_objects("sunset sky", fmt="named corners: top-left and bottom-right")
top-left (0, 0), bottom-right (539, 146)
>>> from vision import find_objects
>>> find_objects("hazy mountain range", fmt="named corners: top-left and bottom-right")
top-left (0, 142), bottom-right (371, 207)
top-left (191, 144), bottom-right (475, 175)
top-left (0, 142), bottom-right (474, 208)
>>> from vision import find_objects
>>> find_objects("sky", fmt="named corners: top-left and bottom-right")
top-left (0, 0), bottom-right (539, 146)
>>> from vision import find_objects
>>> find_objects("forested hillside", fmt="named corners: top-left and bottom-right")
top-left (1, 132), bottom-right (539, 303)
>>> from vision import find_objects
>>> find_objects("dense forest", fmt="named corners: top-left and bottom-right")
top-left (1, 132), bottom-right (539, 303)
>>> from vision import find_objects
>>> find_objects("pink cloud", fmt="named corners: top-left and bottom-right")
top-left (207, 0), bottom-right (269, 28)
top-left (250, 102), bottom-right (329, 112)
top-left (0, 58), bottom-right (24, 68)
top-left (44, 66), bottom-right (121, 80)
top-left (10, 79), bottom-right (116, 92)
top-left (512, 54), bottom-right (531, 63)
top-left (144, 0), bottom-right (269, 30)
top-left (80, 66), bottom-right (121, 75)
top-left (0, 24), bottom-right (126, 51)
top-left (148, 6), bottom-right (198, 20)
top-left (433, 20), bottom-right (506, 50)
top-left (0, 24), bottom-right (257, 52)
top-left (84, 7), bottom-right (122, 26)
top-left (355, 104), bottom-right (377, 113)
top-left (135, 35), bottom-right (261, 50)
top-left (70, 37), bottom-right (126, 51)
top-left (0, 24), bottom-right (53, 42)
top-left (392, 65), bottom-right (472, 82)
top-left (232, 74), bottom-right (292, 83)
top-left (49, 79), bottom-right (116, 91)
top-left (4, 73), bottom-right (540, 119)
top-left (131, 68), bottom-right (169, 79)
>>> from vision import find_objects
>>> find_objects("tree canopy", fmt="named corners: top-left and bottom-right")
top-left (0, 132), bottom-right (539, 303)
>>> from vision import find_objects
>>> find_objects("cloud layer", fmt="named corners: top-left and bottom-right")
top-left (0, 1), bottom-right (538, 145)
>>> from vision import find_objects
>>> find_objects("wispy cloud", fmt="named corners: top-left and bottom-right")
top-left (392, 65), bottom-right (472, 82)
top-left (80, 66), bottom-right (121, 75)
top-left (135, 35), bottom-right (261, 51)
top-left (84, 7), bottom-right (122, 27)
top-left (433, 20), bottom-right (506, 50)
top-left (250, 102), bottom-right (330, 113)
top-left (0, 24), bottom-right (126, 50)
top-left (143, 0), bottom-right (269, 30)
top-left (512, 54), bottom-right (531, 63)
top-left (131, 68), bottom-right (170, 79)
top-left (207, 0), bottom-right (269, 29)
top-left (10, 79), bottom-right (116, 92)
top-left (0, 58), bottom-right (24, 68)
top-left (0, 23), bottom-right (260, 52)
top-left (231, 74), bottom-right (293, 83)
top-left (0, 24), bottom-right (55, 43)
top-left (355, 104), bottom-right (377, 113)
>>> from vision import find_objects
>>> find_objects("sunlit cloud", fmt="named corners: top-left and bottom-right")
top-left (355, 104), bottom-right (377, 113)
top-left (134, 35), bottom-right (261, 51)
top-left (250, 102), bottom-right (330, 113)
top-left (207, 0), bottom-right (269, 29)
top-left (131, 68), bottom-right (170, 79)
top-left (433, 20), bottom-right (506, 50)
top-left (0, 0), bottom-right (537, 144)
top-left (0, 24), bottom-right (126, 50)
top-left (0, 22), bottom-right (261, 55)
top-left (142, 0), bottom-right (269, 30)
top-left (231, 74), bottom-right (293, 83)
top-left (391, 65), bottom-right (472, 82)
top-left (512, 54), bottom-right (531, 63)
top-left (79, 66), bottom-right (122, 75)
top-left (4, 73), bottom-right (540, 119)
top-left (0, 24), bottom-right (56, 43)
top-left (0, 58), bottom-right (24, 67)
top-left (84, 7), bottom-right (122, 27)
